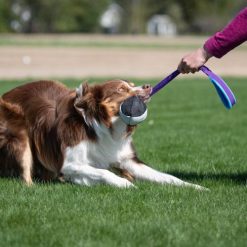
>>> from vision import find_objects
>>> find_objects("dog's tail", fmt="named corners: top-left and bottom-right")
top-left (0, 98), bottom-right (25, 122)
top-left (0, 98), bottom-right (26, 147)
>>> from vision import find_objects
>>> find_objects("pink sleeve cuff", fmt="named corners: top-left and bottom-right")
top-left (204, 36), bottom-right (224, 58)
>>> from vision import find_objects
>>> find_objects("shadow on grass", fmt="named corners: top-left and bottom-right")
top-left (170, 171), bottom-right (247, 185)
top-left (1, 172), bottom-right (246, 186)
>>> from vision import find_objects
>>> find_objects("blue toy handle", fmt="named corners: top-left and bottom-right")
top-left (200, 66), bottom-right (236, 109)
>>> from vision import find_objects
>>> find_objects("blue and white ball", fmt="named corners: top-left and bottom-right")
top-left (119, 96), bottom-right (148, 125)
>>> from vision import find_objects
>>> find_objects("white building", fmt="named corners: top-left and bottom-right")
top-left (100, 3), bottom-right (123, 34)
top-left (147, 15), bottom-right (177, 36)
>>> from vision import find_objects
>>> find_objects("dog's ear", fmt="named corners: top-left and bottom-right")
top-left (74, 83), bottom-right (112, 128)
top-left (74, 98), bottom-right (93, 127)
top-left (74, 82), bottom-right (94, 126)
top-left (76, 82), bottom-right (89, 98)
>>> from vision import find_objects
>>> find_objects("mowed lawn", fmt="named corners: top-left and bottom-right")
top-left (0, 77), bottom-right (246, 247)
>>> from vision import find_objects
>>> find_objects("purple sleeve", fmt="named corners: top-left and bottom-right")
top-left (204, 7), bottom-right (247, 58)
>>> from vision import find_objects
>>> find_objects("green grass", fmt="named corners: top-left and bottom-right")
top-left (0, 38), bottom-right (246, 51)
top-left (0, 77), bottom-right (247, 247)
top-left (1, 35), bottom-right (247, 51)
top-left (0, 34), bottom-right (200, 49)
top-left (0, 38), bottom-right (199, 49)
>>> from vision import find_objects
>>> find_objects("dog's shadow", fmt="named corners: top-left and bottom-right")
top-left (170, 170), bottom-right (247, 185)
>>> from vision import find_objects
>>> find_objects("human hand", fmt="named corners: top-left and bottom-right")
top-left (177, 47), bottom-right (212, 74)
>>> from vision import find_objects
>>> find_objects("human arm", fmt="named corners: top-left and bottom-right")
top-left (178, 7), bottom-right (247, 73)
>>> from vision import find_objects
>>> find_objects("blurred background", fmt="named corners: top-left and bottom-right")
top-left (1, 0), bottom-right (245, 34)
top-left (0, 0), bottom-right (246, 79)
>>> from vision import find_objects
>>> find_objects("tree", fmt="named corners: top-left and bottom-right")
top-left (0, 1), bottom-right (12, 32)
top-left (9, 0), bottom-right (110, 33)
top-left (0, 0), bottom-right (245, 33)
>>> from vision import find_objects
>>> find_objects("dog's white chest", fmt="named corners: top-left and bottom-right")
top-left (64, 137), bottom-right (133, 169)
top-left (64, 119), bottom-right (134, 169)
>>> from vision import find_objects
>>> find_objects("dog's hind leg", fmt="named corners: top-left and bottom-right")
top-left (0, 101), bottom-right (33, 185)
top-left (0, 130), bottom-right (33, 185)
top-left (20, 139), bottom-right (33, 185)
top-left (0, 131), bottom-right (33, 185)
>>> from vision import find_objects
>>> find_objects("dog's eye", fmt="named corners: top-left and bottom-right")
top-left (117, 86), bottom-right (127, 93)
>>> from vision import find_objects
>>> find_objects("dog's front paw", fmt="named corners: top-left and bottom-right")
top-left (115, 178), bottom-right (135, 188)
top-left (196, 185), bottom-right (210, 191)
top-left (189, 183), bottom-right (210, 191)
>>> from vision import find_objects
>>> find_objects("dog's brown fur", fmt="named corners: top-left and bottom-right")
top-left (0, 80), bottom-right (140, 184)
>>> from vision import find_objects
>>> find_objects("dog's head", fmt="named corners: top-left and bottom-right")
top-left (74, 80), bottom-right (151, 128)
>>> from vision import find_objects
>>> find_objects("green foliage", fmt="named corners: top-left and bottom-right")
top-left (9, 0), bottom-right (110, 33)
top-left (0, 0), bottom-right (245, 33)
top-left (135, 0), bottom-right (246, 33)
top-left (0, 1), bottom-right (12, 32)
top-left (0, 77), bottom-right (247, 246)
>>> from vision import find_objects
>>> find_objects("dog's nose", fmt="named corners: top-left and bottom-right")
top-left (142, 84), bottom-right (151, 90)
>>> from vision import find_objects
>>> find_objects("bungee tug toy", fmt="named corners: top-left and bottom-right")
top-left (119, 66), bottom-right (236, 126)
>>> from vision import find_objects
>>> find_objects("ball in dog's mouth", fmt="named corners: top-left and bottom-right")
top-left (119, 96), bottom-right (148, 125)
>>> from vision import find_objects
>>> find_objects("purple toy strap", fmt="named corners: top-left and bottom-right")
top-left (150, 70), bottom-right (180, 96)
top-left (150, 66), bottom-right (236, 109)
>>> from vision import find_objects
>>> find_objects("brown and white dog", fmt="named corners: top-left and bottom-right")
top-left (0, 80), bottom-right (205, 189)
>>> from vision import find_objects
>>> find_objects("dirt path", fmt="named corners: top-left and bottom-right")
top-left (0, 35), bottom-right (246, 79)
